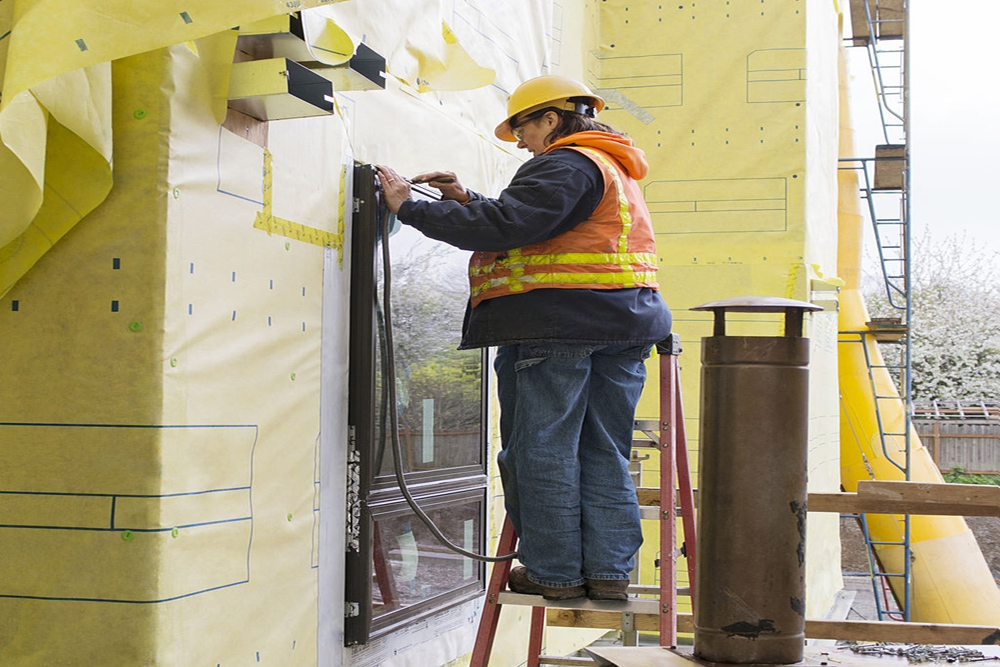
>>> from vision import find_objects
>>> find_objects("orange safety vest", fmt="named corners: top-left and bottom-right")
top-left (468, 146), bottom-right (659, 307)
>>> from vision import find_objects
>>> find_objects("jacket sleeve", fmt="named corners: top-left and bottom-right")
top-left (396, 150), bottom-right (603, 252)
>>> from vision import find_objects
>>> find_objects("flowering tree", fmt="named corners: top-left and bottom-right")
top-left (864, 231), bottom-right (1000, 401)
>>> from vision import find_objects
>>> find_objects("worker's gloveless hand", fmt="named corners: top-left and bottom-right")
top-left (375, 165), bottom-right (411, 215)
top-left (411, 171), bottom-right (470, 204)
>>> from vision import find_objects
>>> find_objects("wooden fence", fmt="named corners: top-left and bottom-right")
top-left (913, 401), bottom-right (1000, 474)
top-left (914, 421), bottom-right (1000, 474)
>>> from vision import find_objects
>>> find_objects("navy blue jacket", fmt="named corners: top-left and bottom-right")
top-left (397, 147), bottom-right (672, 349)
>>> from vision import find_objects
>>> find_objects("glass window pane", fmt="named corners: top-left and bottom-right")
top-left (371, 496), bottom-right (483, 620)
top-left (374, 226), bottom-right (483, 475)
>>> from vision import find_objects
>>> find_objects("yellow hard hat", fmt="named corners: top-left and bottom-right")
top-left (494, 75), bottom-right (605, 142)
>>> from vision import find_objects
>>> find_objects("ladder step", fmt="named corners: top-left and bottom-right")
top-left (536, 657), bottom-right (596, 666)
top-left (632, 584), bottom-right (691, 596)
top-left (634, 419), bottom-right (659, 432)
top-left (496, 591), bottom-right (661, 614)
top-left (641, 506), bottom-right (688, 520)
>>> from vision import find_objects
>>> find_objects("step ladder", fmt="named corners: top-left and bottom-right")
top-left (470, 334), bottom-right (697, 666)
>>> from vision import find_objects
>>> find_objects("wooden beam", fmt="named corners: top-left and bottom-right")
top-left (636, 488), bottom-right (700, 507)
top-left (809, 481), bottom-right (1000, 517)
top-left (546, 609), bottom-right (692, 634)
top-left (641, 481), bottom-right (1000, 517)
top-left (637, 487), bottom-right (662, 506)
top-left (546, 612), bottom-right (1000, 646)
top-left (848, 0), bottom-right (872, 45)
top-left (860, 480), bottom-right (1000, 505)
top-left (806, 619), bottom-right (1000, 645)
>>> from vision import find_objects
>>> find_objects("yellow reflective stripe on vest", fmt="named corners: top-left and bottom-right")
top-left (575, 147), bottom-right (631, 254)
top-left (470, 270), bottom-right (658, 296)
top-left (469, 252), bottom-right (658, 276)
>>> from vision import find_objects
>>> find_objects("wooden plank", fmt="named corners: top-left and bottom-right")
top-left (547, 609), bottom-right (693, 633)
top-left (640, 483), bottom-right (1000, 516)
top-left (222, 108), bottom-right (268, 149)
top-left (632, 585), bottom-right (691, 597)
top-left (807, 480), bottom-right (1000, 517)
top-left (637, 487), bottom-right (662, 506)
top-left (860, 480), bottom-right (1000, 515)
top-left (499, 591), bottom-right (658, 614)
top-left (547, 611), bottom-right (1000, 647)
top-left (808, 492), bottom-right (1000, 517)
top-left (806, 619), bottom-right (1000, 645)
top-left (875, 0), bottom-right (905, 39)
top-left (536, 657), bottom-right (596, 667)
top-left (873, 144), bottom-right (906, 191)
top-left (585, 647), bottom-right (1000, 667)
top-left (585, 646), bottom-right (690, 667)
top-left (636, 487), bottom-right (700, 507)
top-left (848, 0), bottom-right (872, 45)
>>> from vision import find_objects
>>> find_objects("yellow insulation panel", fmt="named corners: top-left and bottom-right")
top-left (0, 0), bottom-right (567, 665)
top-left (0, 27), bottom-right (334, 667)
top-left (0, 0), bottom-right (887, 663)
top-left (596, 0), bottom-right (844, 619)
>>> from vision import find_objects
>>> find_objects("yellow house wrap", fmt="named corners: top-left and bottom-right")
top-left (1, 1), bottom-right (848, 665)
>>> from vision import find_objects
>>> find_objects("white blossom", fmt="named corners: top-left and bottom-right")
top-left (864, 231), bottom-right (1000, 401)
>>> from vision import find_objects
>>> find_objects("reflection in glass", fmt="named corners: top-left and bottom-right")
top-left (371, 498), bottom-right (482, 618)
top-left (374, 227), bottom-right (482, 475)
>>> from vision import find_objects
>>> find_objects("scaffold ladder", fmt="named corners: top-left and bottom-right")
top-left (844, 0), bottom-right (913, 623)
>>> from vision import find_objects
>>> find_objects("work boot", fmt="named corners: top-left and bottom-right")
top-left (586, 578), bottom-right (630, 601)
top-left (507, 566), bottom-right (586, 601)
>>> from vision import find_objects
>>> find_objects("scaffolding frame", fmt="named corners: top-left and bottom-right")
top-left (842, 0), bottom-right (913, 622)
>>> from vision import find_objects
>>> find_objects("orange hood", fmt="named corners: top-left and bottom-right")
top-left (544, 131), bottom-right (649, 180)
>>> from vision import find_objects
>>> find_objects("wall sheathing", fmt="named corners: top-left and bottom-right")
top-left (590, 0), bottom-right (844, 620)
top-left (0, 1), bottom-right (847, 665)
top-left (0, 1), bottom-right (601, 665)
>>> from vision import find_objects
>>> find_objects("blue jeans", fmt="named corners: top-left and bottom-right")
top-left (494, 342), bottom-right (650, 588)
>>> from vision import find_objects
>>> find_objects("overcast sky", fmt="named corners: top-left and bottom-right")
top-left (846, 2), bottom-right (1000, 253)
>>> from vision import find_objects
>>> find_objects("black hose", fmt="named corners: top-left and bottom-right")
top-left (373, 292), bottom-right (390, 476)
top-left (377, 203), bottom-right (516, 563)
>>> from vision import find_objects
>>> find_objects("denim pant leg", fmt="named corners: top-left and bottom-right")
top-left (579, 344), bottom-right (649, 580)
top-left (494, 346), bottom-right (522, 538)
top-left (494, 343), bottom-right (594, 588)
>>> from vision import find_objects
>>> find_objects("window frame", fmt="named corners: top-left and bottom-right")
top-left (345, 164), bottom-right (488, 646)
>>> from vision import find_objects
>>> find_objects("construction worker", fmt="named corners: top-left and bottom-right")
top-left (377, 74), bottom-right (671, 601)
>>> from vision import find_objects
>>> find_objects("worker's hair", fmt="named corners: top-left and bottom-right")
top-left (543, 105), bottom-right (627, 143)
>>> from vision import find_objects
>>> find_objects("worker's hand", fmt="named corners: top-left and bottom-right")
top-left (376, 165), bottom-right (411, 215)
top-left (411, 171), bottom-right (470, 204)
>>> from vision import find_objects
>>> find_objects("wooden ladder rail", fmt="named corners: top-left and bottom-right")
top-left (469, 334), bottom-right (696, 665)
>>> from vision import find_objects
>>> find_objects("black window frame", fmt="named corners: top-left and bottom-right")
top-left (345, 164), bottom-right (488, 645)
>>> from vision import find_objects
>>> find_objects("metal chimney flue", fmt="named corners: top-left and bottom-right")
top-left (691, 296), bottom-right (821, 664)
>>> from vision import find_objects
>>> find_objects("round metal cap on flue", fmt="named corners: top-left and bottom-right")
top-left (692, 296), bottom-right (822, 337)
